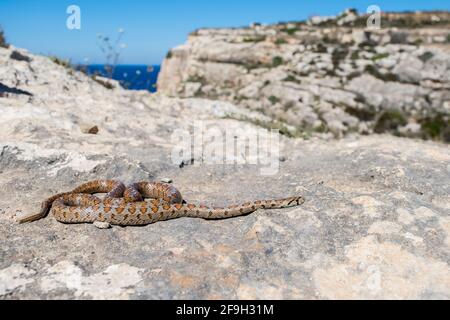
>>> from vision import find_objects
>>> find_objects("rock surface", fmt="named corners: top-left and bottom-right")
top-left (158, 10), bottom-right (450, 141)
top-left (1, 27), bottom-right (450, 299)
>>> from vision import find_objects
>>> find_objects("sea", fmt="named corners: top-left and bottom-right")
top-left (78, 64), bottom-right (160, 92)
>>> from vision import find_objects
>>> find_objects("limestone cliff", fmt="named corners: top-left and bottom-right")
top-left (158, 10), bottom-right (450, 141)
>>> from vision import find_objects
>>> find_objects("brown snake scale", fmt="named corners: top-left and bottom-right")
top-left (19, 180), bottom-right (305, 226)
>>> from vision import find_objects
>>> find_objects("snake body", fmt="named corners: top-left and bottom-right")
top-left (19, 180), bottom-right (304, 226)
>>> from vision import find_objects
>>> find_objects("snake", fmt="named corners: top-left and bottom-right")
top-left (18, 180), bottom-right (305, 226)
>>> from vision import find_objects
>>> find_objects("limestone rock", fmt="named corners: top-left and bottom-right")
top-left (157, 11), bottom-right (450, 141)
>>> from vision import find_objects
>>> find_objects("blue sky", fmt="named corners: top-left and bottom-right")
top-left (0, 0), bottom-right (449, 65)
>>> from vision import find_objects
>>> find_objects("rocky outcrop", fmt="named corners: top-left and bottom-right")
top-left (1, 34), bottom-right (450, 299)
top-left (158, 10), bottom-right (450, 141)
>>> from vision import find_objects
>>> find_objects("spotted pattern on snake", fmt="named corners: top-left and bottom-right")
top-left (18, 180), bottom-right (305, 226)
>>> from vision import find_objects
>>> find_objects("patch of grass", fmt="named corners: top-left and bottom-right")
top-left (332, 47), bottom-right (349, 69)
top-left (350, 51), bottom-right (360, 60)
top-left (166, 50), bottom-right (173, 59)
top-left (275, 38), bottom-right (288, 45)
top-left (365, 65), bottom-right (399, 82)
top-left (283, 75), bottom-right (301, 84)
top-left (345, 105), bottom-right (376, 122)
top-left (272, 56), bottom-right (284, 67)
top-left (371, 53), bottom-right (390, 61)
top-left (268, 95), bottom-right (281, 105)
top-left (243, 35), bottom-right (266, 43)
top-left (50, 56), bottom-right (72, 69)
top-left (374, 109), bottom-right (407, 134)
top-left (420, 113), bottom-right (450, 142)
top-left (281, 27), bottom-right (299, 35)
top-left (0, 26), bottom-right (8, 48)
top-left (418, 51), bottom-right (434, 63)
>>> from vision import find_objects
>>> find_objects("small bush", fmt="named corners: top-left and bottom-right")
top-left (282, 27), bottom-right (299, 35)
top-left (420, 114), bottom-right (449, 142)
top-left (365, 65), bottom-right (399, 82)
top-left (268, 95), bottom-right (281, 104)
top-left (272, 56), bottom-right (284, 67)
top-left (275, 38), bottom-right (287, 45)
top-left (371, 53), bottom-right (390, 61)
top-left (283, 75), bottom-right (301, 84)
top-left (374, 109), bottom-right (407, 134)
top-left (418, 51), bottom-right (434, 63)
top-left (50, 56), bottom-right (72, 69)
top-left (0, 26), bottom-right (8, 48)
top-left (350, 51), bottom-right (360, 60)
top-left (243, 36), bottom-right (266, 43)
top-left (332, 47), bottom-right (349, 69)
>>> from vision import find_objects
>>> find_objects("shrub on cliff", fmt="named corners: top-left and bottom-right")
top-left (0, 26), bottom-right (9, 48)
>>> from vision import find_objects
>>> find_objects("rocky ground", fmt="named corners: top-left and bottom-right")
top-left (158, 10), bottom-right (450, 141)
top-left (0, 14), bottom-right (450, 299)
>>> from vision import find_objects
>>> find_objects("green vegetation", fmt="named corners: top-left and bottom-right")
top-left (272, 56), bottom-right (284, 67)
top-left (350, 51), bottom-right (360, 60)
top-left (268, 95), bottom-right (281, 105)
top-left (50, 56), bottom-right (72, 69)
top-left (374, 109), bottom-right (407, 134)
top-left (345, 105), bottom-right (376, 122)
top-left (243, 35), bottom-right (266, 43)
top-left (420, 113), bottom-right (450, 142)
top-left (166, 50), bottom-right (173, 59)
top-left (281, 27), bottom-right (299, 35)
top-left (50, 56), bottom-right (115, 90)
top-left (418, 51), bottom-right (434, 63)
top-left (283, 75), bottom-right (301, 84)
top-left (371, 53), bottom-right (390, 61)
top-left (364, 65), bottom-right (399, 82)
top-left (0, 26), bottom-right (8, 48)
top-left (331, 47), bottom-right (349, 69)
top-left (275, 38), bottom-right (288, 45)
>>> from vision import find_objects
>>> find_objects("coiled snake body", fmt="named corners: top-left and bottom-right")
top-left (19, 180), bottom-right (304, 226)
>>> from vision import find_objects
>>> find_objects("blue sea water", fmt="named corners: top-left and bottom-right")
top-left (79, 65), bottom-right (160, 92)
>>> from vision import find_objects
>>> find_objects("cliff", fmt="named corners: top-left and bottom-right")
top-left (158, 10), bottom-right (450, 141)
